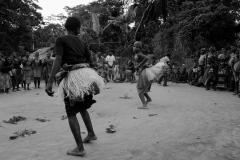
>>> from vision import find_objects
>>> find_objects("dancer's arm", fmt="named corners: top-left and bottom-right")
top-left (48, 55), bottom-right (62, 83)
top-left (48, 37), bottom-right (63, 83)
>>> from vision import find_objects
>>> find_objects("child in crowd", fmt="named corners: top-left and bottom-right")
top-left (190, 62), bottom-right (199, 85)
top-left (99, 62), bottom-right (109, 83)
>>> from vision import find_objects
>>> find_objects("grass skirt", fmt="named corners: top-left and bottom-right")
top-left (137, 62), bottom-right (168, 94)
top-left (58, 67), bottom-right (105, 102)
top-left (137, 69), bottom-right (153, 94)
top-left (145, 62), bottom-right (168, 81)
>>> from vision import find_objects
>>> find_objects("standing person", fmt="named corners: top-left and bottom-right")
top-left (189, 61), bottom-right (199, 85)
top-left (32, 52), bottom-right (42, 89)
top-left (198, 48), bottom-right (207, 70)
top-left (0, 52), bottom-right (4, 93)
top-left (22, 52), bottom-right (32, 90)
top-left (42, 52), bottom-right (53, 87)
top-left (96, 52), bottom-right (105, 67)
top-left (228, 47), bottom-right (237, 92)
top-left (230, 49), bottom-right (240, 95)
top-left (134, 41), bottom-right (151, 109)
top-left (157, 54), bottom-right (171, 86)
top-left (45, 17), bottom-right (104, 157)
top-left (114, 55), bottom-right (120, 81)
top-left (0, 56), bottom-right (14, 93)
top-left (125, 56), bottom-right (134, 82)
top-left (202, 47), bottom-right (217, 90)
top-left (216, 51), bottom-right (228, 89)
top-left (99, 62), bottom-right (109, 83)
top-left (12, 52), bottom-right (22, 91)
top-left (234, 56), bottom-right (240, 98)
top-left (235, 40), bottom-right (240, 97)
top-left (105, 52), bottom-right (115, 82)
top-left (133, 41), bottom-right (167, 109)
top-left (17, 54), bottom-right (24, 89)
top-left (195, 48), bottom-right (207, 87)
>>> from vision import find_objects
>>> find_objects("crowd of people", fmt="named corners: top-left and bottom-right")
top-left (0, 50), bottom-right (54, 94)
top-left (0, 47), bottom-right (154, 95)
top-left (1, 44), bottom-right (240, 99)
top-left (91, 41), bottom-right (240, 101)
top-left (93, 51), bottom-right (159, 84)
top-left (168, 45), bottom-right (240, 98)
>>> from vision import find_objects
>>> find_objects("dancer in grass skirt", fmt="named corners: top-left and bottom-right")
top-left (133, 41), bottom-right (168, 109)
top-left (45, 17), bottom-right (104, 157)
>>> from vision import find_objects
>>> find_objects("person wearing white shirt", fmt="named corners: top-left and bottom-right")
top-left (105, 53), bottom-right (115, 82)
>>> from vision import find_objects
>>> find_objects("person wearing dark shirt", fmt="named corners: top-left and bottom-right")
top-left (45, 17), bottom-right (104, 157)
top-left (0, 57), bottom-right (14, 93)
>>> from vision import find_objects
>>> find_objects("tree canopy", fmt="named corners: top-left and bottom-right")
top-left (152, 0), bottom-right (240, 62)
top-left (1, 0), bottom-right (240, 62)
top-left (0, 0), bottom-right (43, 54)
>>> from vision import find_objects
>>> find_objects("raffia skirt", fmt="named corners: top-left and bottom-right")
top-left (137, 62), bottom-right (167, 94)
top-left (57, 67), bottom-right (105, 104)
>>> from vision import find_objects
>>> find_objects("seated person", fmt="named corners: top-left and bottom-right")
top-left (176, 66), bottom-right (188, 83)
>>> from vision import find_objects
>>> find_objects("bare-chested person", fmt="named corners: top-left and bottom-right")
top-left (134, 41), bottom-right (169, 109)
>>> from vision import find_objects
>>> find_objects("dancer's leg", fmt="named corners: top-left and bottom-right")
top-left (80, 110), bottom-right (97, 143)
top-left (67, 115), bottom-right (86, 156)
top-left (144, 93), bottom-right (152, 102)
top-left (138, 93), bottom-right (148, 109)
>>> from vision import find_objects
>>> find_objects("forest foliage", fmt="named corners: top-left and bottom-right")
top-left (0, 0), bottom-right (43, 54)
top-left (1, 0), bottom-right (240, 63)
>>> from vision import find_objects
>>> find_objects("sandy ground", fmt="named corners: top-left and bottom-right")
top-left (0, 82), bottom-right (240, 160)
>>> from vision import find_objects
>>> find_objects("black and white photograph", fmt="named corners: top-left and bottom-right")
top-left (1, 0), bottom-right (240, 159)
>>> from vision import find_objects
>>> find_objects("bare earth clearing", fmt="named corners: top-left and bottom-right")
top-left (0, 82), bottom-right (240, 160)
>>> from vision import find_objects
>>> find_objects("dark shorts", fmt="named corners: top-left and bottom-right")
top-left (64, 94), bottom-right (96, 117)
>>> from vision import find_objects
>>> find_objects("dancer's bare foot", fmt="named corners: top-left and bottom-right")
top-left (67, 148), bottom-right (86, 156)
top-left (138, 104), bottom-right (148, 109)
top-left (82, 135), bottom-right (97, 143)
top-left (147, 99), bottom-right (152, 103)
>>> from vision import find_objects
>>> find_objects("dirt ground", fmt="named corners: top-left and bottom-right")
top-left (0, 82), bottom-right (240, 160)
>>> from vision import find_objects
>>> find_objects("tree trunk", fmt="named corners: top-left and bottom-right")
top-left (134, 0), bottom-right (153, 40)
